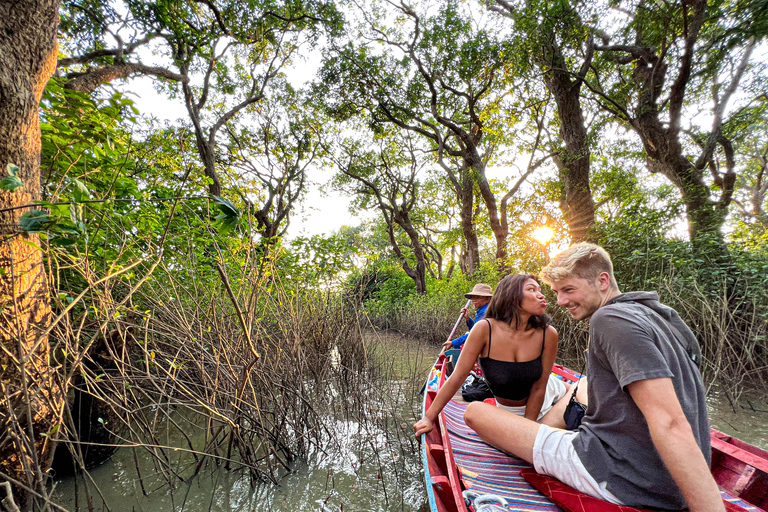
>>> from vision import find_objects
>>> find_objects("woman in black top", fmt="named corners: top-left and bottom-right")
top-left (414, 274), bottom-right (566, 437)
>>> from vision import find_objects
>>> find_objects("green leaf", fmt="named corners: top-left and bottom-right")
top-left (1, 164), bottom-right (23, 192)
top-left (0, 175), bottom-right (24, 192)
top-left (19, 239), bottom-right (44, 251)
top-left (69, 202), bottom-right (84, 225)
top-left (19, 210), bottom-right (51, 233)
top-left (72, 179), bottom-right (91, 202)
top-left (212, 195), bottom-right (240, 219)
top-left (50, 237), bottom-right (78, 246)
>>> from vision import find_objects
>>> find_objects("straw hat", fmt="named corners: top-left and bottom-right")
top-left (464, 283), bottom-right (493, 298)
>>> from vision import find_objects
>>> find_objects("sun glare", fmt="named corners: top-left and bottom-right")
top-left (532, 226), bottom-right (554, 245)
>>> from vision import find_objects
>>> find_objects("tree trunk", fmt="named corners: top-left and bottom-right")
top-left (0, 1), bottom-right (63, 507)
top-left (384, 219), bottom-right (427, 294)
top-left (181, 79), bottom-right (223, 197)
top-left (458, 168), bottom-right (480, 274)
top-left (397, 216), bottom-right (428, 294)
top-left (474, 159), bottom-right (509, 263)
top-left (543, 43), bottom-right (595, 243)
top-left (635, 116), bottom-right (731, 264)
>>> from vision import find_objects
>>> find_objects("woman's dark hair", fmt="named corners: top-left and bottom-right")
top-left (485, 274), bottom-right (549, 329)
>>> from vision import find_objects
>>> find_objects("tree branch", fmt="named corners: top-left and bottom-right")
top-left (64, 62), bottom-right (188, 92)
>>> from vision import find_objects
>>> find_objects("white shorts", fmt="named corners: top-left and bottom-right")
top-left (532, 425), bottom-right (624, 504)
top-left (495, 374), bottom-right (567, 420)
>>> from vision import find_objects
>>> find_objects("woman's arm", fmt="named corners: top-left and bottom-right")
top-left (414, 320), bottom-right (489, 436)
top-left (524, 326), bottom-right (559, 421)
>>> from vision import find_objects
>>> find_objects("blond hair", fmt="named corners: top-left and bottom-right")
top-left (540, 243), bottom-right (618, 289)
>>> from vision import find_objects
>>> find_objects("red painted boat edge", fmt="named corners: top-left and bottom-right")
top-left (421, 357), bottom-right (768, 512)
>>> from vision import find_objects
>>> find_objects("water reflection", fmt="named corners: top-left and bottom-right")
top-left (51, 333), bottom-right (434, 512)
top-left (708, 387), bottom-right (768, 450)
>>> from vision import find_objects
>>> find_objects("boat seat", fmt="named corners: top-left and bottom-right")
top-left (519, 468), bottom-right (761, 512)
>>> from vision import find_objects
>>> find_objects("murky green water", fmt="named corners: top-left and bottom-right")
top-left (51, 403), bottom-right (428, 512)
top-left (50, 334), bottom-right (767, 512)
top-left (708, 387), bottom-right (768, 450)
top-left (51, 332), bottom-right (435, 512)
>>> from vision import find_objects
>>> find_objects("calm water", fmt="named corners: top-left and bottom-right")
top-left (50, 334), bottom-right (767, 512)
top-left (708, 387), bottom-right (768, 450)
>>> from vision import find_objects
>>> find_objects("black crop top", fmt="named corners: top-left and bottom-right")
top-left (478, 319), bottom-right (545, 401)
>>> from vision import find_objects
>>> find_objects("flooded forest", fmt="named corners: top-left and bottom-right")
top-left (1, 0), bottom-right (767, 510)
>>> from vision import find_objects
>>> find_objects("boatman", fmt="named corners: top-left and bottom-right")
top-left (442, 283), bottom-right (493, 351)
top-left (463, 243), bottom-right (725, 512)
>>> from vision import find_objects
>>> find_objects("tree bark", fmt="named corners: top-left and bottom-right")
top-left (0, 0), bottom-right (63, 506)
top-left (64, 62), bottom-right (187, 93)
top-left (636, 116), bottom-right (730, 260)
top-left (458, 166), bottom-right (480, 274)
top-left (474, 158), bottom-right (508, 263)
top-left (542, 39), bottom-right (595, 243)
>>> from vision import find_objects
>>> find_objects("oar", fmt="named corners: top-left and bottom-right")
top-left (444, 299), bottom-right (472, 349)
top-left (419, 299), bottom-right (472, 395)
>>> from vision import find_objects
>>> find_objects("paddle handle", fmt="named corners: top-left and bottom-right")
top-left (445, 299), bottom-right (472, 344)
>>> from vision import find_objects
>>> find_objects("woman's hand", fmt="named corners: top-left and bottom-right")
top-left (414, 417), bottom-right (435, 437)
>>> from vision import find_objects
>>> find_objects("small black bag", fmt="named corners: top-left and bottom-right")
top-left (563, 380), bottom-right (587, 430)
top-left (461, 373), bottom-right (494, 402)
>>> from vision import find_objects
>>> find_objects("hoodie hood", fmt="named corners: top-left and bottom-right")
top-left (607, 292), bottom-right (702, 366)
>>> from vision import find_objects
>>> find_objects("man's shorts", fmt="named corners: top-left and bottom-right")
top-left (532, 424), bottom-right (624, 504)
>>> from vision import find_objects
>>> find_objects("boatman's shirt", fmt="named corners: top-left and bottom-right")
top-left (452, 303), bottom-right (489, 348)
top-left (572, 292), bottom-right (710, 509)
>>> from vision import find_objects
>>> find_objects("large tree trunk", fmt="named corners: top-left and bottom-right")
top-left (398, 216), bottom-right (428, 294)
top-left (458, 168), bottom-right (480, 274)
top-left (474, 159), bottom-right (509, 264)
top-left (0, 0), bottom-right (63, 507)
top-left (486, 0), bottom-right (596, 243)
top-left (543, 43), bottom-right (595, 243)
top-left (635, 115), bottom-right (731, 263)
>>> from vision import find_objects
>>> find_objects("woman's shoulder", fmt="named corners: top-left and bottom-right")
top-left (544, 325), bottom-right (558, 342)
top-left (476, 317), bottom-right (493, 330)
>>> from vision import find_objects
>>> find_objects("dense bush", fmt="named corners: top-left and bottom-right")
top-left (358, 262), bottom-right (504, 343)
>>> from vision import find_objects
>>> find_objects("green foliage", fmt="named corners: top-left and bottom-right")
top-left (212, 195), bottom-right (241, 232)
top-left (360, 261), bottom-right (504, 343)
top-left (44, 0), bottom-right (768, 397)
top-left (1, 164), bottom-right (24, 192)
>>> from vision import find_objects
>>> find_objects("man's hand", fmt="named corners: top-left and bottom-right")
top-left (461, 306), bottom-right (469, 319)
top-left (441, 340), bottom-right (454, 352)
top-left (627, 378), bottom-right (725, 512)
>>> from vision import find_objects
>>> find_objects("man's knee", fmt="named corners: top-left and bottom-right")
top-left (464, 401), bottom-right (493, 429)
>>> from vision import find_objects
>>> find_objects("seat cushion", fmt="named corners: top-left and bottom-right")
top-left (519, 468), bottom-right (754, 512)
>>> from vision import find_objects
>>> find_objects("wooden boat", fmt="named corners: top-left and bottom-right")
top-left (421, 352), bottom-right (768, 512)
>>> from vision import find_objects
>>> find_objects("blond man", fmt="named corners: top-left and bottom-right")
top-left (464, 243), bottom-right (724, 512)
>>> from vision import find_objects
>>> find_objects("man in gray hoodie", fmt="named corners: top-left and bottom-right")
top-left (464, 243), bottom-right (724, 512)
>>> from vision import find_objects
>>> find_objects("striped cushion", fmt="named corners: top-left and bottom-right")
top-left (442, 400), bottom-right (560, 511)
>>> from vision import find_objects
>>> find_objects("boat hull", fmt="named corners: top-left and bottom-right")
top-left (420, 353), bottom-right (768, 512)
